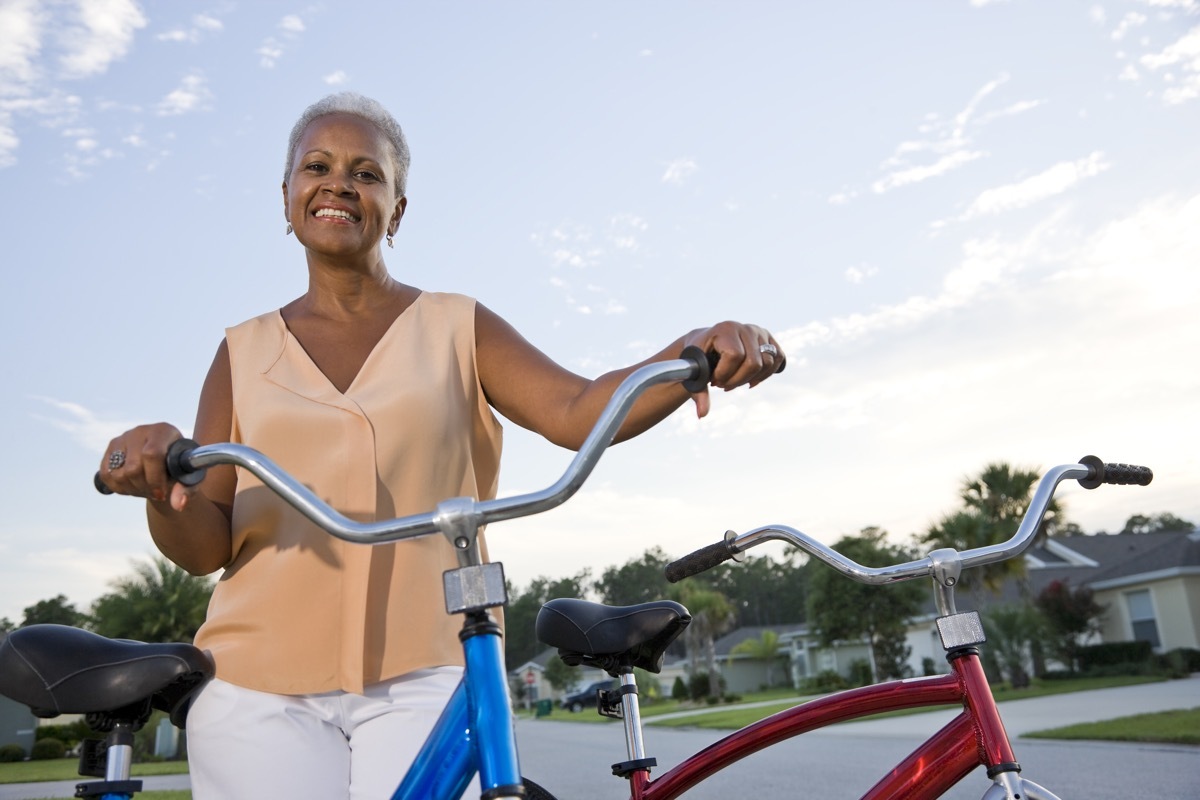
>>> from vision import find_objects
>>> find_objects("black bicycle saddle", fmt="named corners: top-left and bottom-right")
top-left (0, 624), bottom-right (213, 727)
top-left (536, 598), bottom-right (691, 675)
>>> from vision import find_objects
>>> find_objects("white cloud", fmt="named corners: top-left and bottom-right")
top-left (1111, 12), bottom-right (1148, 41)
top-left (259, 14), bottom-right (307, 67)
top-left (679, 190), bottom-right (1200, 446)
top-left (324, 70), bottom-right (348, 85)
top-left (279, 15), bottom-right (306, 34)
top-left (1139, 26), bottom-right (1200, 105)
top-left (957, 152), bottom-right (1110, 220)
top-left (258, 39), bottom-right (285, 68)
top-left (661, 157), bottom-right (698, 185)
top-left (31, 397), bottom-right (139, 453)
top-left (0, 0), bottom-right (46, 87)
top-left (157, 13), bottom-right (224, 44)
top-left (194, 14), bottom-right (222, 32)
top-left (867, 74), bottom-right (1039, 196)
top-left (57, 0), bottom-right (147, 79)
top-left (845, 265), bottom-right (879, 284)
top-left (873, 149), bottom-right (984, 193)
top-left (157, 73), bottom-right (214, 116)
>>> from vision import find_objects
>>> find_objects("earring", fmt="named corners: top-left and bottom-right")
top-left (286, 223), bottom-right (293, 236)
top-left (387, 233), bottom-right (394, 249)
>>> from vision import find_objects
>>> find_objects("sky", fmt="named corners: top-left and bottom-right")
top-left (2, 0), bottom-right (1199, 624)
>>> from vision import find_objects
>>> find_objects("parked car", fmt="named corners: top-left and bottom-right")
top-left (559, 680), bottom-right (615, 713)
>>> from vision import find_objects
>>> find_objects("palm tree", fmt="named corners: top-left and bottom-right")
top-left (90, 556), bottom-right (214, 642)
top-left (730, 629), bottom-right (783, 688)
top-left (671, 584), bottom-right (735, 699)
top-left (920, 462), bottom-right (1063, 593)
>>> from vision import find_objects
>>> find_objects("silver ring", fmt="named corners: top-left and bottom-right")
top-left (107, 450), bottom-right (126, 471)
top-left (759, 343), bottom-right (778, 357)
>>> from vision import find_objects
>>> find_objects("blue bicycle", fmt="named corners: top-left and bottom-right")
top-left (0, 348), bottom-right (715, 800)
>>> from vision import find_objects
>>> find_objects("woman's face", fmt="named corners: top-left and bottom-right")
top-left (283, 112), bottom-right (405, 259)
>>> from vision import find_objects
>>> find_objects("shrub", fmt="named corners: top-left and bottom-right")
top-left (847, 659), bottom-right (873, 687)
top-left (800, 669), bottom-right (848, 694)
top-left (0, 743), bottom-right (25, 762)
top-left (35, 719), bottom-right (92, 749)
top-left (1160, 647), bottom-right (1200, 675)
top-left (31, 738), bottom-right (66, 760)
top-left (686, 671), bottom-right (726, 701)
top-left (670, 676), bottom-right (688, 702)
top-left (1077, 641), bottom-right (1153, 673)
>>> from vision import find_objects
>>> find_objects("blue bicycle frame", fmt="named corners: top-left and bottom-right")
top-left (392, 612), bottom-right (521, 799)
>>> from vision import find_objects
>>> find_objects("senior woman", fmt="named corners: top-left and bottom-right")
top-left (98, 92), bottom-right (785, 799)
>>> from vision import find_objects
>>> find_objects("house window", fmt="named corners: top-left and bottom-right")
top-left (1125, 589), bottom-right (1161, 649)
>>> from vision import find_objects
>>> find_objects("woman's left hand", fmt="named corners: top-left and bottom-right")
top-left (681, 321), bottom-right (785, 417)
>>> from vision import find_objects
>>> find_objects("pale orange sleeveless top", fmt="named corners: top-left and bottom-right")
top-left (192, 292), bottom-right (503, 695)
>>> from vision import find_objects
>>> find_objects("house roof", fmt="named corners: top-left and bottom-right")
top-left (711, 624), bottom-right (802, 657)
top-left (1029, 530), bottom-right (1200, 585)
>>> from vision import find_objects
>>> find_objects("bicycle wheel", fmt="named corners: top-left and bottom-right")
top-left (523, 776), bottom-right (559, 799)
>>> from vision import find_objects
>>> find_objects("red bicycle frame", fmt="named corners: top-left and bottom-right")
top-left (627, 651), bottom-right (1013, 800)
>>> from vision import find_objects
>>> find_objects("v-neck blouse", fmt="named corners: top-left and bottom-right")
top-left (192, 292), bottom-right (503, 695)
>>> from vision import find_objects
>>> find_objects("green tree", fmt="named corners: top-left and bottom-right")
top-left (807, 528), bottom-right (924, 682)
top-left (1120, 512), bottom-right (1195, 534)
top-left (0, 617), bottom-right (14, 633)
top-left (729, 629), bottom-right (784, 688)
top-left (1034, 579), bottom-right (1105, 673)
top-left (504, 571), bottom-right (591, 670)
top-left (89, 556), bottom-right (213, 642)
top-left (703, 552), bottom-right (808, 626)
top-left (543, 656), bottom-right (577, 693)
top-left (21, 594), bottom-right (88, 628)
top-left (594, 548), bottom-right (671, 606)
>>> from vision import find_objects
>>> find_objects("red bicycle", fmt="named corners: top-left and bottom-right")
top-left (535, 456), bottom-right (1153, 800)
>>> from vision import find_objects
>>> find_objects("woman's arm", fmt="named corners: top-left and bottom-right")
top-left (475, 303), bottom-right (783, 450)
top-left (99, 341), bottom-right (237, 576)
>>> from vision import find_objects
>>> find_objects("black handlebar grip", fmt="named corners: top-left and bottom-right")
top-left (94, 438), bottom-right (206, 495)
top-left (166, 438), bottom-right (206, 486)
top-left (1078, 455), bottom-right (1154, 490)
top-left (680, 345), bottom-right (720, 394)
top-left (665, 537), bottom-right (739, 583)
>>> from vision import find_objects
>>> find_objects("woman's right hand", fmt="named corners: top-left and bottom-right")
top-left (98, 423), bottom-right (196, 512)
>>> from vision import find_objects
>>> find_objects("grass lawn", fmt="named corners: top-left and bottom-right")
top-left (27, 793), bottom-right (189, 800)
top-left (0, 758), bottom-right (189, 784)
top-left (1025, 706), bottom-right (1200, 745)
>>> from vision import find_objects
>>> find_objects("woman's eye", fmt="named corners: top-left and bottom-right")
top-left (305, 163), bottom-right (328, 173)
top-left (356, 170), bottom-right (380, 181)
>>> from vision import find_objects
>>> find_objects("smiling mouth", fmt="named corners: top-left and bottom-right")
top-left (314, 208), bottom-right (360, 223)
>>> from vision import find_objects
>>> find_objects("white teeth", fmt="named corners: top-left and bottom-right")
top-left (315, 208), bottom-right (358, 222)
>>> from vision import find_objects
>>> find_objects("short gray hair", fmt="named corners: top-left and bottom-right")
top-left (283, 92), bottom-right (410, 197)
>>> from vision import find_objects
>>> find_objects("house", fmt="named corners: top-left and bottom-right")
top-left (0, 633), bottom-right (38, 755)
top-left (1023, 529), bottom-right (1200, 652)
top-left (508, 648), bottom-right (609, 707)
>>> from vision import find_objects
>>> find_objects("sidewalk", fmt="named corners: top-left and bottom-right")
top-left (802, 672), bottom-right (1200, 738)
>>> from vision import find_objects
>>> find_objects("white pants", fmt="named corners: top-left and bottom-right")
top-left (186, 667), bottom-right (476, 800)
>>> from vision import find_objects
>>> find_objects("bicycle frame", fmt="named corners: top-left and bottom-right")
top-left (390, 611), bottom-right (522, 800)
top-left (629, 650), bottom-right (1016, 800)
